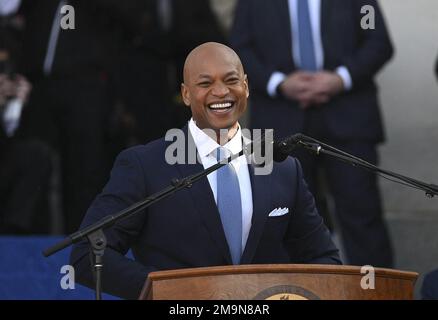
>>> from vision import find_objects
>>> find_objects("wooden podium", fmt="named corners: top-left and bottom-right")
top-left (139, 264), bottom-right (418, 300)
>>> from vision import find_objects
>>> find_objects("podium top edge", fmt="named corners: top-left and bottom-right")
top-left (147, 264), bottom-right (418, 281)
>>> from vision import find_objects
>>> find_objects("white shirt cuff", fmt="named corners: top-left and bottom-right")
top-left (267, 72), bottom-right (286, 97)
top-left (0, 0), bottom-right (21, 16)
top-left (336, 66), bottom-right (353, 91)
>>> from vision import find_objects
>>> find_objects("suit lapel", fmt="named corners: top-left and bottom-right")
top-left (174, 126), bottom-right (232, 264)
top-left (240, 164), bottom-right (272, 264)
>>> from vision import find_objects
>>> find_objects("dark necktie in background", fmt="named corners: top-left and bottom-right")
top-left (297, 0), bottom-right (317, 71)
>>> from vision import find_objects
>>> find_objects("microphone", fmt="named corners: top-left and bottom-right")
top-left (273, 133), bottom-right (438, 198)
top-left (273, 133), bottom-right (304, 162)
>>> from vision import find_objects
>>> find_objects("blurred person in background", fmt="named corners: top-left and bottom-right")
top-left (231, 0), bottom-right (394, 267)
top-left (0, 18), bottom-right (51, 233)
top-left (11, 0), bottom-right (128, 234)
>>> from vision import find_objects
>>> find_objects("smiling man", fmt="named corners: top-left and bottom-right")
top-left (70, 42), bottom-right (340, 300)
top-left (181, 42), bottom-right (249, 142)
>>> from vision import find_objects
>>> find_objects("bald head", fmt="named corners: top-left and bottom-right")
top-left (183, 42), bottom-right (244, 84)
top-left (180, 42), bottom-right (249, 136)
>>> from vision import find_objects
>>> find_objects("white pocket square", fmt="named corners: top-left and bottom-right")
top-left (268, 207), bottom-right (289, 217)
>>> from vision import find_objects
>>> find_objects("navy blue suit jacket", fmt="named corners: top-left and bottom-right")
top-left (230, 0), bottom-right (393, 141)
top-left (70, 127), bottom-right (340, 299)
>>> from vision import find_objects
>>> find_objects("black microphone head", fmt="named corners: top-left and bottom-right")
top-left (273, 141), bottom-right (289, 162)
top-left (273, 134), bottom-right (302, 162)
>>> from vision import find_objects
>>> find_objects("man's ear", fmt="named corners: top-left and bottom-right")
top-left (181, 83), bottom-right (191, 107)
top-left (244, 74), bottom-right (249, 98)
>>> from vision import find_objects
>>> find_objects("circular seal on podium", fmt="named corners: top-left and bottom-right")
top-left (253, 285), bottom-right (320, 300)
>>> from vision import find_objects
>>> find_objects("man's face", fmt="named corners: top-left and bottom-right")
top-left (181, 48), bottom-right (249, 133)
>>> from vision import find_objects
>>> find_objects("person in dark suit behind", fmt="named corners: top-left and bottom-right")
top-left (0, 11), bottom-right (52, 234)
top-left (17, 0), bottom-right (133, 233)
top-left (0, 57), bottom-right (52, 234)
top-left (230, 0), bottom-right (394, 267)
top-left (70, 42), bottom-right (341, 299)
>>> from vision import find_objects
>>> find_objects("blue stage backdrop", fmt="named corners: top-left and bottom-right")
top-left (0, 236), bottom-right (121, 300)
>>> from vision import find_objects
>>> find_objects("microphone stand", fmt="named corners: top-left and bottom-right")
top-left (286, 134), bottom-right (438, 198)
top-left (42, 140), bottom-right (256, 300)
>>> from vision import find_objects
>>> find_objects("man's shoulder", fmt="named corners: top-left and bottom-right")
top-left (266, 156), bottom-right (301, 183)
top-left (118, 137), bottom-right (169, 164)
top-left (272, 156), bottom-right (298, 172)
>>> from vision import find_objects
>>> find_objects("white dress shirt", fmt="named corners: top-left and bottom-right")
top-left (267, 0), bottom-right (353, 97)
top-left (188, 119), bottom-right (253, 251)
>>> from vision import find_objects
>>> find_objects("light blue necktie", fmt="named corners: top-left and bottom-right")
top-left (297, 0), bottom-right (317, 71)
top-left (216, 147), bottom-right (242, 265)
